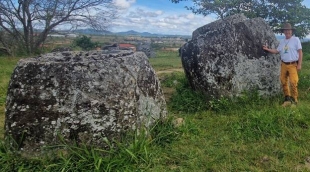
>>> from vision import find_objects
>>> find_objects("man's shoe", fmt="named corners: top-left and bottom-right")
top-left (290, 96), bottom-right (297, 107)
top-left (281, 101), bottom-right (292, 107)
top-left (290, 96), bottom-right (297, 104)
top-left (281, 96), bottom-right (292, 107)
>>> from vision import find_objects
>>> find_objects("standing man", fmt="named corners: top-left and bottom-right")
top-left (263, 23), bottom-right (303, 107)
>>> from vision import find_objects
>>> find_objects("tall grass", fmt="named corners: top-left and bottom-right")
top-left (0, 57), bottom-right (20, 139)
top-left (0, 118), bottom-right (180, 171)
top-left (0, 47), bottom-right (310, 171)
top-left (0, 57), bottom-right (20, 105)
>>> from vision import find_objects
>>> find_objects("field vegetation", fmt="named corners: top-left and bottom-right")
top-left (0, 41), bottom-right (310, 171)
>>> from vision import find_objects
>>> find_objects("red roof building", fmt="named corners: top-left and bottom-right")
top-left (118, 43), bottom-right (136, 51)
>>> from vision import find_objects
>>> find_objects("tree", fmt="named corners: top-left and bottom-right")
top-left (0, 0), bottom-right (117, 55)
top-left (0, 29), bottom-right (15, 56)
top-left (73, 35), bottom-right (98, 51)
top-left (170, 0), bottom-right (310, 38)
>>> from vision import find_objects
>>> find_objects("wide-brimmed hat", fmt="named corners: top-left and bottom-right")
top-left (280, 23), bottom-right (295, 31)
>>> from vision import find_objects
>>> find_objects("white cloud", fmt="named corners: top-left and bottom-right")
top-left (127, 8), bottom-right (163, 18)
top-left (186, 13), bottom-right (195, 19)
top-left (155, 10), bottom-right (164, 15)
top-left (113, 0), bottom-right (135, 9)
top-left (111, 3), bottom-right (216, 35)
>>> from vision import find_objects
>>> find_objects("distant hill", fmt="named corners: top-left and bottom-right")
top-left (70, 29), bottom-right (310, 42)
top-left (73, 28), bottom-right (113, 35)
top-left (71, 28), bottom-right (191, 38)
top-left (116, 30), bottom-right (163, 37)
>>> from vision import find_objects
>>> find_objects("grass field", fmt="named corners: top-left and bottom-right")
top-left (0, 57), bottom-right (21, 139)
top-left (0, 43), bottom-right (310, 171)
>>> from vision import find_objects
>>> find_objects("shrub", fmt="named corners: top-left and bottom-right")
top-left (73, 35), bottom-right (98, 51)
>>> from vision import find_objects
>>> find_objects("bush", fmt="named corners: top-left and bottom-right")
top-left (73, 35), bottom-right (98, 51)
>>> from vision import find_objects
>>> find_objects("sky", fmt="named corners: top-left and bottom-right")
top-left (111, 0), bottom-right (215, 35)
top-left (111, 0), bottom-right (310, 36)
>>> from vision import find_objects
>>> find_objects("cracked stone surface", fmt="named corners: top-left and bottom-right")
top-left (5, 50), bottom-right (167, 153)
top-left (180, 14), bottom-right (281, 98)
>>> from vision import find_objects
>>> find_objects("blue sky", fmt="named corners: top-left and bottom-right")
top-left (111, 0), bottom-right (214, 35)
top-left (111, 0), bottom-right (310, 36)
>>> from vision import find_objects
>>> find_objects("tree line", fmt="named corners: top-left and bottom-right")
top-left (171, 0), bottom-right (310, 38)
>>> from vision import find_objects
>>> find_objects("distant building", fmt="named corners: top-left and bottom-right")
top-left (47, 33), bottom-right (78, 38)
top-left (65, 33), bottom-right (78, 38)
top-left (48, 34), bottom-right (65, 37)
top-left (118, 43), bottom-right (136, 51)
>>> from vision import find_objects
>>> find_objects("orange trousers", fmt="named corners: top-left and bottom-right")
top-left (280, 62), bottom-right (299, 102)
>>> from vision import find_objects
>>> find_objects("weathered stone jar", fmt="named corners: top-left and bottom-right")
top-left (180, 14), bottom-right (281, 99)
top-left (5, 50), bottom-right (167, 153)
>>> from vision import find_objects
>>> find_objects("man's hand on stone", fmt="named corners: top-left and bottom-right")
top-left (263, 45), bottom-right (268, 51)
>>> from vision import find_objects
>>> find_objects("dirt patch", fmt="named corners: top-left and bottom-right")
top-left (162, 87), bottom-right (175, 102)
top-left (156, 68), bottom-right (184, 103)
